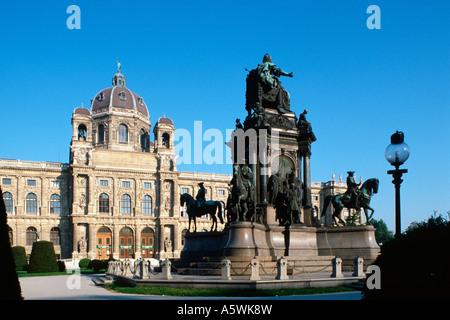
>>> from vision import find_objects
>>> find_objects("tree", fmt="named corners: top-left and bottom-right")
top-left (0, 187), bottom-right (23, 299)
top-left (363, 213), bottom-right (450, 299)
top-left (369, 218), bottom-right (394, 245)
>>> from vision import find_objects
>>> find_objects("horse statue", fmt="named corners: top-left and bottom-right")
top-left (180, 193), bottom-right (224, 232)
top-left (321, 178), bottom-right (379, 226)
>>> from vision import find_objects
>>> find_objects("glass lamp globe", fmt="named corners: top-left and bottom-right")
top-left (385, 131), bottom-right (410, 166)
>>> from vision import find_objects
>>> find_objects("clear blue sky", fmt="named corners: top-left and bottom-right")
top-left (0, 0), bottom-right (448, 232)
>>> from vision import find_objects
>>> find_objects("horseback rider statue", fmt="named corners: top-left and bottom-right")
top-left (343, 171), bottom-right (361, 208)
top-left (195, 182), bottom-right (206, 209)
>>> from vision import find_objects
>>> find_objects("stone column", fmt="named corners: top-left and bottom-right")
top-left (135, 226), bottom-right (142, 258)
top-left (113, 225), bottom-right (120, 259)
top-left (72, 223), bottom-right (79, 258)
top-left (88, 223), bottom-right (96, 259)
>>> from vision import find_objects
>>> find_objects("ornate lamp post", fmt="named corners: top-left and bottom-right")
top-left (385, 131), bottom-right (410, 237)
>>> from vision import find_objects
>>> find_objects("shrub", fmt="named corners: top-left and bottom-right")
top-left (57, 260), bottom-right (66, 272)
top-left (363, 214), bottom-right (450, 299)
top-left (28, 241), bottom-right (59, 273)
top-left (89, 259), bottom-right (108, 272)
top-left (11, 246), bottom-right (28, 271)
top-left (78, 258), bottom-right (91, 269)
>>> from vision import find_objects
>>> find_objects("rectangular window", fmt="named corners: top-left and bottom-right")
top-left (122, 181), bottom-right (130, 188)
top-left (218, 189), bottom-right (225, 196)
top-left (181, 187), bottom-right (189, 194)
top-left (27, 179), bottom-right (36, 186)
top-left (100, 179), bottom-right (109, 187)
top-left (143, 182), bottom-right (152, 189)
top-left (2, 178), bottom-right (11, 185)
top-left (51, 180), bottom-right (60, 188)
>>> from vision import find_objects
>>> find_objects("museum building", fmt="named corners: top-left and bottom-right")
top-left (0, 67), bottom-right (347, 260)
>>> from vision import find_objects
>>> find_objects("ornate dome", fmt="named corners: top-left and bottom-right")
top-left (90, 67), bottom-right (149, 117)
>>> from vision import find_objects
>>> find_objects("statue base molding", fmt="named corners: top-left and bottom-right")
top-left (176, 223), bottom-right (379, 274)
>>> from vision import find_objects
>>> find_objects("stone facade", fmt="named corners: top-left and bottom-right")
top-left (1, 68), bottom-right (352, 260)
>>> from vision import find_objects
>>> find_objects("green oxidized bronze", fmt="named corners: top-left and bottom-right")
top-left (322, 173), bottom-right (379, 226)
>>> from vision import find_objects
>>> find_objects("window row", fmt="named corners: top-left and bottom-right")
top-left (1, 178), bottom-right (60, 187)
top-left (87, 123), bottom-right (151, 152)
top-left (98, 193), bottom-right (153, 215)
top-left (8, 226), bottom-right (61, 246)
top-left (180, 187), bottom-right (227, 196)
top-left (98, 180), bottom-right (152, 189)
top-left (2, 192), bottom-right (61, 214)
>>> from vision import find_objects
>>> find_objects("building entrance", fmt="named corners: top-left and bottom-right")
top-left (97, 227), bottom-right (112, 259)
top-left (119, 227), bottom-right (134, 258)
top-left (140, 227), bottom-right (155, 258)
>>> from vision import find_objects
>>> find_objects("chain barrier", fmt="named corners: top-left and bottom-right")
top-left (287, 262), bottom-right (330, 274)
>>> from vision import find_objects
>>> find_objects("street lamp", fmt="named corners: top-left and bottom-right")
top-left (385, 131), bottom-right (410, 237)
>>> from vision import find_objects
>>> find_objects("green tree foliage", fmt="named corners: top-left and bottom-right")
top-left (363, 213), bottom-right (450, 299)
top-left (0, 187), bottom-right (23, 299)
top-left (28, 241), bottom-right (59, 273)
top-left (369, 218), bottom-right (394, 245)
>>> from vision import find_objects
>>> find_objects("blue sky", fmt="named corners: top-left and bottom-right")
top-left (0, 1), bottom-right (448, 232)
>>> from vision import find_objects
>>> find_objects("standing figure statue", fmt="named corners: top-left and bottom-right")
top-left (228, 163), bottom-right (256, 222)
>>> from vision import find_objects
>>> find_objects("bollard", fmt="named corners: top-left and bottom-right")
top-left (276, 257), bottom-right (289, 280)
top-left (352, 256), bottom-right (364, 277)
top-left (221, 257), bottom-right (232, 280)
top-left (134, 259), bottom-right (143, 279)
top-left (250, 257), bottom-right (260, 281)
top-left (331, 257), bottom-right (343, 278)
top-left (142, 259), bottom-right (149, 279)
top-left (161, 258), bottom-right (173, 280)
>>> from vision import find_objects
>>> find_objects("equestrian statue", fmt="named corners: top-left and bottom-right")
top-left (321, 172), bottom-right (379, 226)
top-left (180, 182), bottom-right (224, 232)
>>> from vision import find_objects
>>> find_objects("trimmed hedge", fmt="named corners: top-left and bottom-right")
top-left (11, 246), bottom-right (28, 271)
top-left (88, 259), bottom-right (108, 272)
top-left (28, 241), bottom-right (59, 273)
top-left (79, 258), bottom-right (91, 269)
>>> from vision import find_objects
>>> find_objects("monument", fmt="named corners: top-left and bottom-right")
top-left (177, 54), bottom-right (380, 274)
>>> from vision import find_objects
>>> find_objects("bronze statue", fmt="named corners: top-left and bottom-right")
top-left (268, 171), bottom-right (302, 226)
top-left (321, 178), bottom-right (379, 226)
top-left (227, 163), bottom-right (256, 222)
top-left (195, 182), bottom-right (206, 208)
top-left (180, 192), bottom-right (224, 232)
top-left (343, 171), bottom-right (361, 208)
top-left (245, 54), bottom-right (294, 117)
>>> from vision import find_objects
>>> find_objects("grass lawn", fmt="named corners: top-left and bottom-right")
top-left (105, 283), bottom-right (356, 297)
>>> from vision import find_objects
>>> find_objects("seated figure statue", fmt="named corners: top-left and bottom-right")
top-left (245, 53), bottom-right (294, 116)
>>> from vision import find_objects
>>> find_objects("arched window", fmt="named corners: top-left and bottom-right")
top-left (3, 192), bottom-right (13, 213)
top-left (50, 227), bottom-right (61, 245)
top-left (26, 227), bottom-right (38, 245)
top-left (78, 124), bottom-right (87, 141)
top-left (26, 193), bottom-right (38, 214)
top-left (162, 132), bottom-right (170, 148)
top-left (99, 193), bottom-right (109, 213)
top-left (50, 194), bottom-right (61, 214)
top-left (140, 129), bottom-right (150, 152)
top-left (98, 124), bottom-right (104, 143)
top-left (121, 194), bottom-right (131, 214)
top-left (118, 124), bottom-right (128, 143)
top-left (142, 195), bottom-right (152, 215)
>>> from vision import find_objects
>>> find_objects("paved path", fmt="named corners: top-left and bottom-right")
top-left (19, 273), bottom-right (362, 300)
